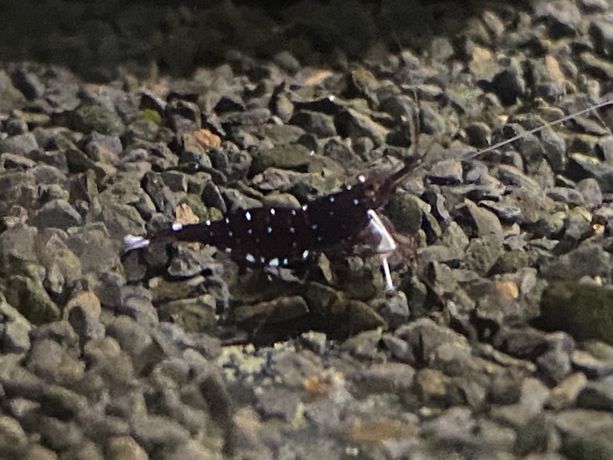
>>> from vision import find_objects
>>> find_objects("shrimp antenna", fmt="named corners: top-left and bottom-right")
top-left (464, 97), bottom-right (612, 160)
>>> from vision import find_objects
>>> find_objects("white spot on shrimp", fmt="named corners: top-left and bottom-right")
top-left (225, 248), bottom-right (232, 253)
top-left (289, 227), bottom-right (296, 234)
top-left (291, 209), bottom-right (297, 216)
top-left (247, 228), bottom-right (253, 235)
top-left (245, 211), bottom-right (252, 221)
top-left (292, 241), bottom-right (298, 248)
top-left (268, 258), bottom-right (280, 267)
top-left (270, 208), bottom-right (276, 215)
top-left (310, 224), bottom-right (318, 230)
top-left (282, 258), bottom-right (289, 265)
top-left (353, 198), bottom-right (359, 205)
top-left (205, 220), bottom-right (211, 226)
top-left (346, 184), bottom-right (352, 191)
top-left (260, 256), bottom-right (266, 264)
top-left (172, 223), bottom-right (183, 231)
top-left (317, 236), bottom-right (322, 242)
top-left (245, 254), bottom-right (256, 263)
top-left (228, 231), bottom-right (233, 237)
top-left (358, 175), bottom-right (366, 183)
top-left (329, 196), bottom-right (335, 203)
top-left (302, 250), bottom-right (309, 259)
top-left (225, 217), bottom-right (230, 224)
top-left (266, 226), bottom-right (272, 234)
top-left (302, 204), bottom-right (308, 211)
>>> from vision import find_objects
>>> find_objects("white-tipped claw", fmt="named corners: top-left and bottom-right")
top-left (124, 234), bottom-right (150, 250)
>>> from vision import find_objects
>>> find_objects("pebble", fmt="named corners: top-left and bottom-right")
top-left (106, 436), bottom-right (148, 460)
top-left (576, 375), bottom-right (613, 411)
top-left (547, 372), bottom-right (588, 410)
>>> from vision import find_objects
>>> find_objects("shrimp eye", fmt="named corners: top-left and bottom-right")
top-left (364, 182), bottom-right (378, 195)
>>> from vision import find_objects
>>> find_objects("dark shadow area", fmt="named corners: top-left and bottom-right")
top-left (0, 0), bottom-right (530, 81)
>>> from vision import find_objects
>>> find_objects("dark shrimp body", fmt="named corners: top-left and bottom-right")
top-left (124, 155), bottom-right (421, 271)
top-left (123, 99), bottom-right (613, 289)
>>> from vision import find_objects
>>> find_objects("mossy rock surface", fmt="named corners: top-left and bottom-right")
top-left (537, 282), bottom-right (613, 345)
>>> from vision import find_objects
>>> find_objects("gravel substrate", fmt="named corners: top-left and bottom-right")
top-left (1, 1), bottom-right (613, 459)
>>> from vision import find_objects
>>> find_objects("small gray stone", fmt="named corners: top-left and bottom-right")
top-left (167, 246), bottom-right (217, 279)
top-left (4, 273), bottom-right (61, 324)
top-left (106, 436), bottom-right (148, 460)
top-left (492, 59), bottom-right (526, 105)
top-left (0, 152), bottom-right (36, 170)
top-left (0, 70), bottom-right (26, 112)
top-left (162, 439), bottom-right (219, 460)
top-left (577, 177), bottom-right (603, 208)
top-left (29, 199), bottom-right (82, 230)
top-left (396, 318), bottom-right (470, 367)
top-left (40, 385), bottom-right (88, 419)
top-left (569, 153), bottom-right (613, 193)
top-left (22, 444), bottom-right (58, 460)
top-left (335, 107), bottom-right (387, 146)
top-left (540, 127), bottom-right (567, 173)
top-left (381, 333), bottom-right (414, 363)
top-left (547, 186), bottom-right (585, 205)
top-left (117, 285), bottom-right (159, 327)
top-left (599, 136), bottom-right (613, 164)
top-left (26, 338), bottom-right (84, 384)
top-left (547, 372), bottom-right (588, 410)
top-left (491, 377), bottom-right (550, 427)
top-left (464, 235), bottom-right (504, 275)
top-left (299, 331), bottom-right (327, 355)
top-left (71, 102), bottom-right (125, 135)
top-left (576, 375), bottom-right (613, 411)
top-left (385, 190), bottom-right (425, 234)
top-left (571, 348), bottom-right (613, 378)
top-left (142, 172), bottom-right (181, 216)
top-left (479, 199), bottom-right (522, 223)
top-left (462, 200), bottom-right (504, 241)
top-left (464, 121), bottom-right (492, 148)
top-left (66, 223), bottom-right (123, 275)
top-left (37, 416), bottom-right (84, 451)
top-left (322, 137), bottom-right (360, 167)
top-left (234, 295), bottom-right (309, 325)
top-left (0, 415), bottom-right (27, 457)
top-left (131, 415), bottom-right (191, 450)
top-left (105, 316), bottom-right (153, 361)
top-left (554, 410), bottom-right (613, 459)
top-left (349, 362), bottom-right (415, 395)
top-left (222, 188), bottom-right (262, 212)
top-left (2, 321), bottom-right (31, 353)
top-left (158, 295), bottom-right (216, 332)
top-left (60, 441), bottom-right (103, 460)
top-left (534, 0), bottom-right (581, 36)
top-left (371, 291), bottom-right (409, 329)
top-left (579, 51), bottom-right (613, 79)
top-left (496, 164), bottom-right (540, 190)
top-left (290, 110), bottom-right (337, 137)
top-left (536, 332), bottom-right (574, 384)
top-left (256, 387), bottom-right (301, 421)
top-left (67, 305), bottom-right (105, 343)
top-left (342, 328), bottom-right (383, 360)
top-left (427, 159), bottom-right (463, 184)
top-left (541, 244), bottom-right (611, 281)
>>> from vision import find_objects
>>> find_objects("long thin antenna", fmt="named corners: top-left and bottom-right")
top-left (463, 98), bottom-right (612, 160)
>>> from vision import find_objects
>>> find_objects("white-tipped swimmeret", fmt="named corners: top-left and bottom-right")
top-left (124, 234), bottom-right (150, 250)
